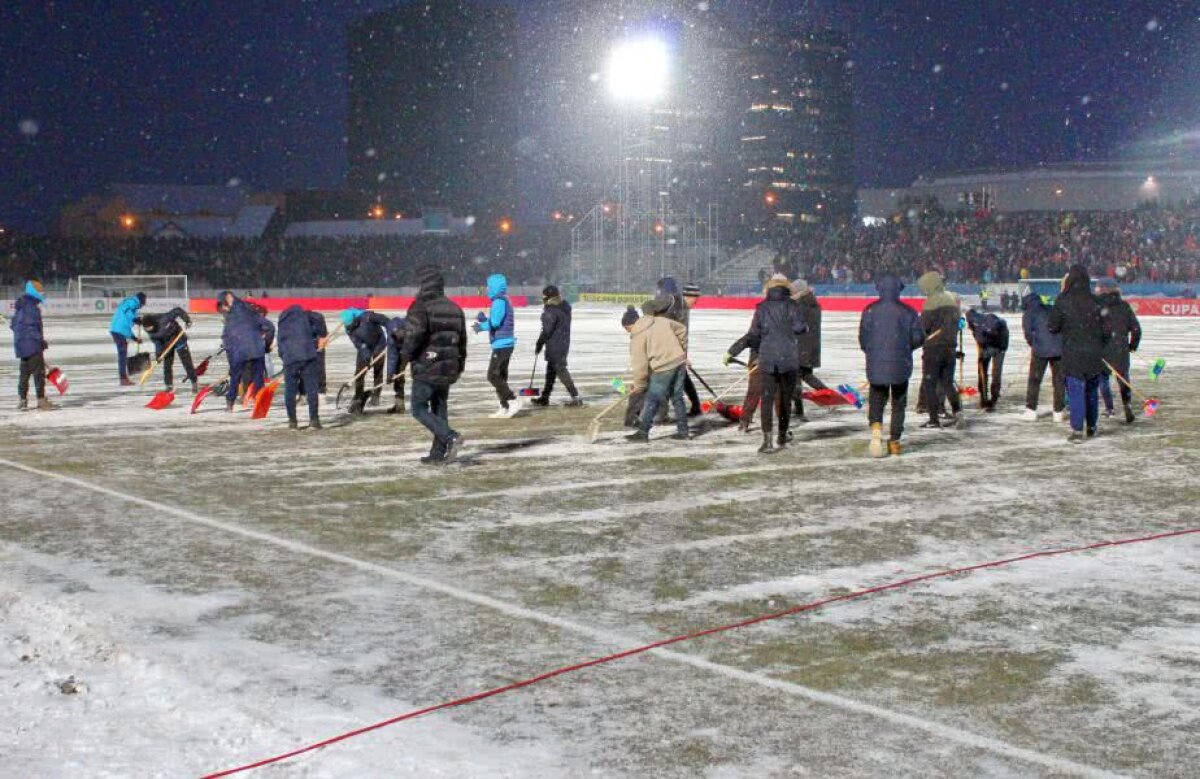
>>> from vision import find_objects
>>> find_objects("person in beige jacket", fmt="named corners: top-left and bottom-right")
top-left (627, 300), bottom-right (691, 442)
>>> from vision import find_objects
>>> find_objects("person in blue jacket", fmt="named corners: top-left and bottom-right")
top-left (385, 316), bottom-right (407, 414)
top-left (216, 291), bottom-right (275, 411)
top-left (276, 303), bottom-right (327, 429)
top-left (473, 273), bottom-right (520, 417)
top-left (1021, 289), bottom-right (1065, 422)
top-left (341, 307), bottom-right (391, 414)
top-left (109, 291), bottom-right (145, 386)
top-left (11, 280), bottom-right (56, 411)
top-left (859, 274), bottom-right (925, 457)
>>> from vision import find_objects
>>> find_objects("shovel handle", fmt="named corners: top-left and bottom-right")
top-left (1102, 360), bottom-right (1152, 403)
top-left (138, 328), bottom-right (187, 385)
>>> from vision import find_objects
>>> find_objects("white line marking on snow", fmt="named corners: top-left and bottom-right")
top-left (0, 456), bottom-right (1126, 778)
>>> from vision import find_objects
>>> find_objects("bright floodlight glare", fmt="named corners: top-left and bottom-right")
top-left (607, 38), bottom-right (668, 103)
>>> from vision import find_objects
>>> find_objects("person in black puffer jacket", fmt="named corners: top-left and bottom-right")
top-left (859, 274), bottom-right (925, 456)
top-left (533, 285), bottom-right (582, 406)
top-left (402, 265), bottom-right (467, 463)
top-left (917, 271), bottom-right (964, 429)
top-left (1094, 277), bottom-right (1141, 424)
top-left (790, 280), bottom-right (828, 420)
top-left (965, 308), bottom-right (1009, 412)
top-left (725, 275), bottom-right (807, 454)
top-left (1048, 264), bottom-right (1111, 442)
top-left (1021, 290), bottom-right (1065, 420)
top-left (141, 307), bottom-right (196, 391)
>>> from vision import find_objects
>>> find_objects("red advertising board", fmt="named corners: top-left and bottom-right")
top-left (189, 295), bottom-right (527, 313)
top-left (1126, 298), bottom-right (1200, 317)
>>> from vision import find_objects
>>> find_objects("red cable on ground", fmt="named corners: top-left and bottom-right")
top-left (201, 527), bottom-right (1200, 778)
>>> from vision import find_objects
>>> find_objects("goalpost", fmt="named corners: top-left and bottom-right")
top-left (69, 275), bottom-right (190, 313)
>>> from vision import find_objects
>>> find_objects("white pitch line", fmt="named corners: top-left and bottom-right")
top-left (0, 456), bottom-right (1123, 778)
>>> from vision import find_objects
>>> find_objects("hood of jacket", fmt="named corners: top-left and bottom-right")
top-left (1098, 290), bottom-right (1121, 307)
top-left (657, 276), bottom-right (680, 296)
top-left (1062, 264), bottom-right (1091, 295)
top-left (628, 314), bottom-right (656, 337)
top-left (764, 283), bottom-right (791, 301)
top-left (875, 274), bottom-right (904, 302)
top-left (1022, 291), bottom-right (1045, 309)
top-left (24, 281), bottom-right (45, 302)
top-left (417, 265), bottom-right (445, 300)
top-left (917, 271), bottom-right (957, 310)
top-left (340, 307), bottom-right (364, 329)
top-left (486, 273), bottom-right (508, 299)
top-left (641, 297), bottom-right (670, 316)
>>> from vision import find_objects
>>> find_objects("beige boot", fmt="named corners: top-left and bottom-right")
top-left (869, 422), bottom-right (886, 458)
top-left (37, 397), bottom-right (57, 411)
top-left (888, 440), bottom-right (903, 457)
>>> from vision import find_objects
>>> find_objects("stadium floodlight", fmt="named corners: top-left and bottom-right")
top-left (606, 37), bottom-right (669, 103)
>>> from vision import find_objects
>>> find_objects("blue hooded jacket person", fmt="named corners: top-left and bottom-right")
top-left (1020, 291), bottom-right (1065, 416)
top-left (219, 292), bottom-right (275, 406)
top-left (11, 281), bottom-right (53, 408)
top-left (475, 273), bottom-right (519, 412)
top-left (859, 274), bottom-right (925, 449)
top-left (108, 292), bottom-right (145, 383)
top-left (276, 304), bottom-right (327, 427)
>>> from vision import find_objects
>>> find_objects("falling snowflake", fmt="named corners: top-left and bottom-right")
top-left (1145, 18), bottom-right (1160, 32)
top-left (227, 178), bottom-right (242, 188)
top-left (365, 147), bottom-right (377, 158)
top-left (18, 118), bottom-right (39, 137)
top-left (932, 64), bottom-right (943, 74)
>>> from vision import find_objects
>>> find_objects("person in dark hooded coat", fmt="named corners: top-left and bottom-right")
top-left (790, 280), bottom-right (828, 420)
top-left (276, 304), bottom-right (328, 429)
top-left (532, 285), bottom-right (582, 406)
top-left (140, 307), bottom-right (196, 392)
top-left (859, 274), bottom-right (925, 456)
top-left (217, 291), bottom-right (275, 410)
top-left (965, 308), bottom-right (1009, 412)
top-left (402, 265), bottom-right (467, 464)
top-left (917, 271), bottom-right (964, 429)
top-left (341, 307), bottom-right (391, 414)
top-left (655, 277), bottom-right (702, 416)
top-left (1048, 265), bottom-right (1111, 442)
top-left (11, 280), bottom-right (56, 411)
top-left (1021, 289), bottom-right (1065, 421)
top-left (725, 275), bottom-right (807, 454)
top-left (1094, 277), bottom-right (1141, 424)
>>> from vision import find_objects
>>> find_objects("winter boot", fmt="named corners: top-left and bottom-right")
top-left (1021, 407), bottom-right (1038, 421)
top-left (489, 403), bottom-right (508, 419)
top-left (17, 398), bottom-right (28, 411)
top-left (190, 380), bottom-right (199, 395)
top-left (953, 412), bottom-right (966, 430)
top-left (37, 397), bottom-right (57, 411)
top-left (310, 417), bottom-right (322, 430)
top-left (564, 397), bottom-right (584, 407)
top-left (386, 397), bottom-right (406, 415)
top-left (919, 419), bottom-right (942, 429)
top-left (1068, 431), bottom-right (1084, 444)
top-left (671, 430), bottom-right (693, 441)
top-left (887, 440), bottom-right (903, 456)
top-left (348, 397), bottom-right (366, 416)
top-left (288, 418), bottom-right (299, 430)
top-left (626, 430), bottom-right (650, 443)
top-left (225, 399), bottom-right (235, 413)
top-left (1123, 400), bottom-right (1135, 424)
top-left (869, 422), bottom-right (886, 458)
top-left (1053, 410), bottom-right (1066, 423)
top-left (120, 377), bottom-right (134, 387)
top-left (757, 434), bottom-right (776, 455)
top-left (443, 433), bottom-right (465, 463)
top-left (1086, 426), bottom-right (1097, 438)
top-left (530, 396), bottom-right (549, 407)
top-left (368, 390), bottom-right (382, 407)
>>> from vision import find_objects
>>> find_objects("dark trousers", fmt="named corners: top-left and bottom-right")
top-left (317, 351), bottom-right (328, 393)
top-left (111, 332), bottom-right (129, 380)
top-left (624, 389), bottom-right (646, 427)
top-left (542, 357), bottom-right (578, 399)
top-left (683, 373), bottom-right (702, 413)
top-left (760, 369), bottom-right (797, 442)
top-left (793, 366), bottom-right (828, 415)
top-left (487, 347), bottom-right (516, 406)
top-left (868, 382), bottom-right (909, 441)
top-left (18, 353), bottom-right (46, 400)
top-left (1025, 356), bottom-right (1065, 412)
top-left (158, 342), bottom-right (197, 388)
top-left (393, 375), bottom-right (406, 404)
top-left (1100, 369), bottom-right (1132, 411)
top-left (1066, 374), bottom-right (1101, 433)
top-left (284, 358), bottom-right (322, 422)
top-left (740, 362), bottom-right (765, 428)
top-left (977, 349), bottom-right (1005, 407)
top-left (922, 353), bottom-right (961, 423)
top-left (227, 357), bottom-right (266, 402)
top-left (639, 365), bottom-right (688, 435)
top-left (411, 380), bottom-right (455, 459)
top-left (355, 348), bottom-right (385, 403)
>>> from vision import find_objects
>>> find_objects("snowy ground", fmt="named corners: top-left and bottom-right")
top-left (1, 306), bottom-right (1198, 778)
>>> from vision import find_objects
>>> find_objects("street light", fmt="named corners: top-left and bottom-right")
top-left (606, 37), bottom-right (669, 104)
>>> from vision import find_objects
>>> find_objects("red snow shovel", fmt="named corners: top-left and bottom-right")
top-left (146, 389), bottom-right (176, 410)
top-left (250, 370), bottom-right (286, 420)
top-left (45, 365), bottom-right (69, 395)
top-left (190, 377), bottom-right (229, 414)
top-left (519, 359), bottom-right (541, 398)
top-left (194, 346), bottom-right (224, 378)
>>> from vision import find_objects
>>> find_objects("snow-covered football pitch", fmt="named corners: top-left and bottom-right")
top-left (2, 306), bottom-right (1198, 778)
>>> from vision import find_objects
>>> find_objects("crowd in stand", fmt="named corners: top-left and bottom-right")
top-left (5, 205), bottom-right (1200, 292)
top-left (761, 204), bottom-right (1200, 287)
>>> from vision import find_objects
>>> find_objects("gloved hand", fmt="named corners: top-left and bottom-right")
top-left (475, 311), bottom-right (488, 323)
top-left (535, 341), bottom-right (544, 355)
top-left (955, 351), bottom-right (965, 360)
top-left (722, 353), bottom-right (733, 366)
top-left (471, 322), bottom-right (482, 334)
top-left (133, 336), bottom-right (143, 345)
top-left (41, 340), bottom-right (49, 351)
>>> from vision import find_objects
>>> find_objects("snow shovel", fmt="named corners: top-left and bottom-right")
top-left (1131, 352), bottom-right (1166, 382)
top-left (335, 348), bottom-right (388, 410)
top-left (138, 329), bottom-right (186, 385)
top-left (587, 382), bottom-right (631, 443)
top-left (687, 365), bottom-right (717, 397)
top-left (190, 376), bottom-right (229, 414)
top-left (520, 358), bottom-right (541, 398)
top-left (1103, 360), bottom-right (1160, 417)
top-left (194, 346), bottom-right (224, 378)
top-left (45, 364), bottom-right (69, 395)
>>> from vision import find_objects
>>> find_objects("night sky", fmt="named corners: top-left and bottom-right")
top-left (3, 1), bottom-right (1198, 233)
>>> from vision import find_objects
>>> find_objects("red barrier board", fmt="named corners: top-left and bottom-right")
top-left (369, 295), bottom-right (527, 311)
top-left (693, 296), bottom-right (925, 312)
top-left (1127, 298), bottom-right (1200, 317)
top-left (190, 296), bottom-right (369, 314)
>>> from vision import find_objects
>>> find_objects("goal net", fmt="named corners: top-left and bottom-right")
top-left (69, 275), bottom-right (190, 313)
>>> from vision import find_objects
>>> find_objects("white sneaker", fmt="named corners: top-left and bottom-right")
top-left (505, 398), bottom-right (524, 418)
top-left (1021, 407), bottom-right (1038, 421)
top-left (1053, 411), bottom-right (1066, 423)
top-left (488, 403), bottom-right (508, 419)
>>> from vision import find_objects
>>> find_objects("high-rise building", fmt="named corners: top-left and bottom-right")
top-left (732, 26), bottom-right (855, 225)
top-left (347, 3), bottom-right (520, 220)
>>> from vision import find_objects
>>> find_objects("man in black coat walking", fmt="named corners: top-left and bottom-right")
top-left (724, 276), bottom-right (807, 454)
top-left (532, 285), bottom-right (582, 406)
top-left (859, 274), bottom-right (925, 456)
top-left (402, 265), bottom-right (468, 464)
top-left (1095, 277), bottom-right (1142, 423)
top-left (1048, 265), bottom-right (1111, 443)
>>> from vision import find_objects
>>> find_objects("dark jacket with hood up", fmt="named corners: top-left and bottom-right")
top-left (917, 271), bottom-right (960, 359)
top-left (1098, 290), bottom-right (1141, 374)
top-left (1021, 292), bottom-right (1063, 360)
top-left (277, 305), bottom-right (328, 367)
top-left (11, 293), bottom-right (46, 360)
top-left (537, 297), bottom-right (572, 363)
top-left (402, 266), bottom-right (467, 386)
top-left (859, 275), bottom-right (925, 386)
top-left (1048, 265), bottom-right (1110, 378)
top-left (729, 279), bottom-right (807, 374)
